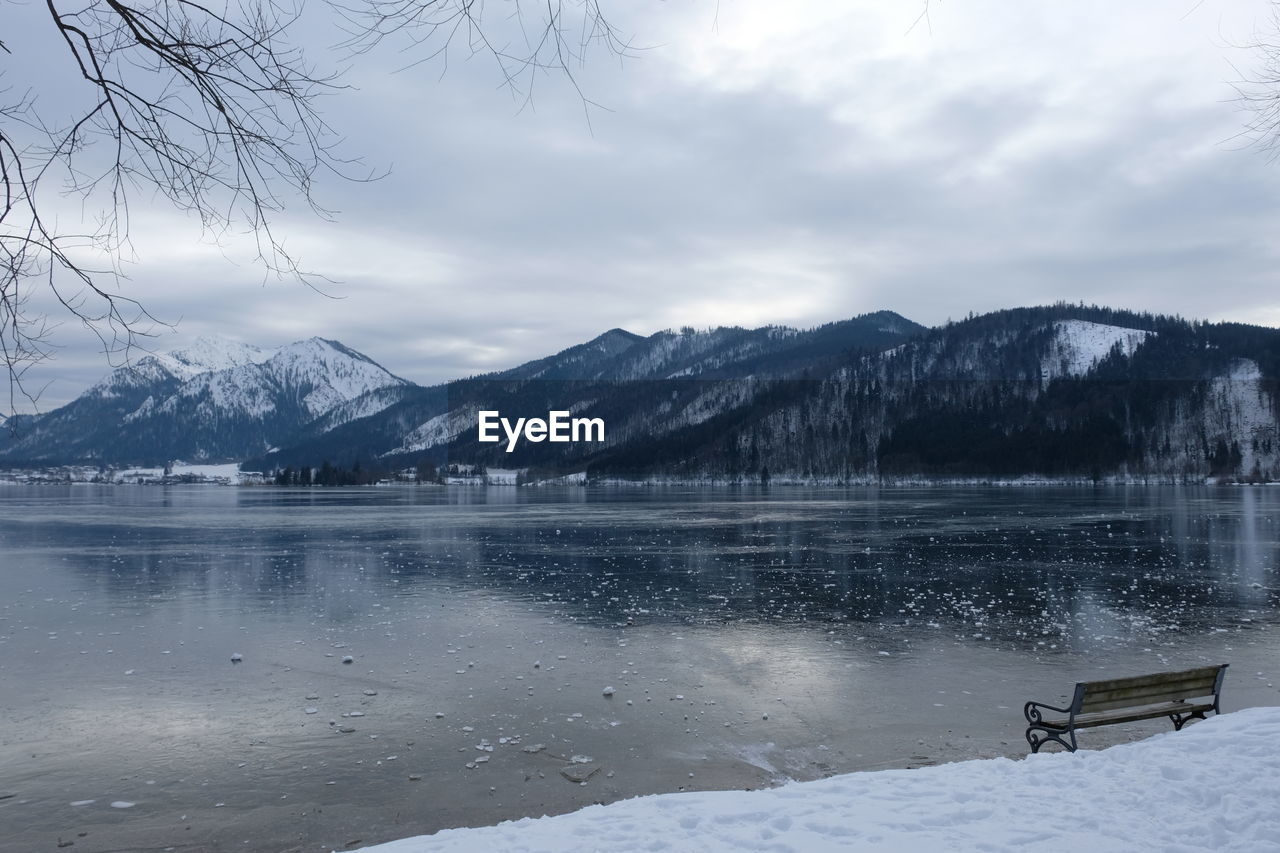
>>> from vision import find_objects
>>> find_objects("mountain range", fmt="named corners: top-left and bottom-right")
top-left (2, 305), bottom-right (1277, 483)
top-left (0, 337), bottom-right (408, 465)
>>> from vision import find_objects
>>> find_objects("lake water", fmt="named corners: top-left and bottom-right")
top-left (1, 485), bottom-right (1277, 852)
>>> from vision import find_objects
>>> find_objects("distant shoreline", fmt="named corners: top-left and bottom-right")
top-left (2, 470), bottom-right (1278, 488)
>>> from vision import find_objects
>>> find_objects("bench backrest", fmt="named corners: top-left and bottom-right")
top-left (1076, 664), bottom-right (1227, 714)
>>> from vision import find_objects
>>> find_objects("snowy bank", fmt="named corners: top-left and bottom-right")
top-left (352, 707), bottom-right (1280, 853)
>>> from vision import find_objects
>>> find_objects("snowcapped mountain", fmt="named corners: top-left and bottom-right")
top-left (710, 307), bottom-right (1280, 483)
top-left (490, 328), bottom-right (646, 380)
top-left (80, 336), bottom-right (273, 402)
top-left (253, 306), bottom-right (1280, 484)
top-left (162, 336), bottom-right (276, 378)
top-left (0, 336), bottom-right (407, 464)
top-left (251, 312), bottom-right (926, 470)
top-left (481, 313), bottom-right (922, 383)
top-left (140, 338), bottom-right (407, 425)
top-left (6, 306), bottom-right (1278, 482)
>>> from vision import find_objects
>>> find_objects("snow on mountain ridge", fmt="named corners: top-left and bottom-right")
top-left (1042, 319), bottom-right (1151, 381)
top-left (85, 336), bottom-right (274, 400)
top-left (385, 405), bottom-right (480, 456)
top-left (264, 338), bottom-right (408, 416)
top-left (308, 385), bottom-right (415, 434)
top-left (131, 337), bottom-right (407, 423)
top-left (162, 336), bottom-right (275, 377)
top-left (84, 357), bottom-right (182, 399)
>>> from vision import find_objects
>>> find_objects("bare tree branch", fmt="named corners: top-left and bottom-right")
top-left (330, 0), bottom-right (642, 117)
top-left (1, 0), bottom-right (368, 417)
top-left (1, 0), bottom-right (639, 421)
top-left (1232, 4), bottom-right (1280, 160)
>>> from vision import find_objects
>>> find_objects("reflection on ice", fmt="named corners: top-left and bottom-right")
top-left (0, 484), bottom-right (1276, 853)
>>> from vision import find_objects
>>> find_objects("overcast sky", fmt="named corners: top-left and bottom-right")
top-left (8, 0), bottom-right (1280, 409)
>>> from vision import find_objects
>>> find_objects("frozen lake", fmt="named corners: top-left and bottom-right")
top-left (1, 485), bottom-right (1277, 852)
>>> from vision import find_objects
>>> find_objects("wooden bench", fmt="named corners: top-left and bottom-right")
top-left (1024, 664), bottom-right (1228, 753)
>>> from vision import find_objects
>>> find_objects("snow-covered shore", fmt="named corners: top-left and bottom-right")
top-left (352, 707), bottom-right (1280, 853)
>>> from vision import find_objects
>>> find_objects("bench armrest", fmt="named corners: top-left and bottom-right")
top-left (1024, 700), bottom-right (1073, 725)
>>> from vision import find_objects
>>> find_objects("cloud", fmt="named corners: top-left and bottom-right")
top-left (7, 0), bottom-right (1280, 411)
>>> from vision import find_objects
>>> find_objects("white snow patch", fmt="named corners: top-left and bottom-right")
top-left (530, 470), bottom-right (587, 486)
top-left (172, 462), bottom-right (243, 480)
top-left (109, 462), bottom-right (249, 484)
top-left (161, 336), bottom-right (275, 378)
top-left (313, 386), bottom-right (410, 432)
top-left (1207, 358), bottom-right (1275, 476)
top-left (350, 707), bottom-right (1280, 853)
top-left (384, 406), bottom-right (479, 456)
top-left (1042, 320), bottom-right (1150, 381)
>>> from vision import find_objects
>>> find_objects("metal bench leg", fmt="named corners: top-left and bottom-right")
top-left (1025, 725), bottom-right (1077, 753)
top-left (1169, 710), bottom-right (1207, 731)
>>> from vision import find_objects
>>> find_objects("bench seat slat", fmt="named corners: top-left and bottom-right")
top-left (1040, 700), bottom-right (1215, 731)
